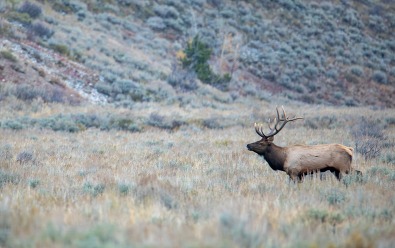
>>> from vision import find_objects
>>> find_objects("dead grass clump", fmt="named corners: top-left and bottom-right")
top-left (134, 174), bottom-right (179, 210)
top-left (351, 118), bottom-right (385, 160)
top-left (343, 232), bottom-right (375, 248)
top-left (16, 150), bottom-right (35, 165)
top-left (219, 212), bottom-right (262, 247)
top-left (325, 188), bottom-right (346, 205)
top-left (83, 182), bottom-right (106, 197)
top-left (0, 144), bottom-right (13, 162)
top-left (0, 208), bottom-right (11, 247)
top-left (304, 115), bottom-right (338, 129)
top-left (146, 112), bottom-right (184, 130)
top-left (0, 170), bottom-right (20, 188)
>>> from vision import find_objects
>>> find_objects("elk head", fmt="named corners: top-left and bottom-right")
top-left (246, 106), bottom-right (303, 156)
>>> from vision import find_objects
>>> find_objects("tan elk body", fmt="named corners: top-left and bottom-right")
top-left (247, 107), bottom-right (361, 182)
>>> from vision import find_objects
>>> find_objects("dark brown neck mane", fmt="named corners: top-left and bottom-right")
top-left (261, 144), bottom-right (286, 172)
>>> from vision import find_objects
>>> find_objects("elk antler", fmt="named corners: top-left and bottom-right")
top-left (255, 106), bottom-right (303, 138)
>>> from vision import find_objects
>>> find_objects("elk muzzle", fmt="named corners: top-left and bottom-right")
top-left (246, 141), bottom-right (266, 154)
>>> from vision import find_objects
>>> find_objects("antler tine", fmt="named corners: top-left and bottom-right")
top-left (288, 116), bottom-right (304, 121)
top-left (257, 106), bottom-right (303, 138)
top-left (276, 107), bottom-right (281, 121)
top-left (281, 105), bottom-right (286, 120)
top-left (259, 124), bottom-right (266, 137)
top-left (268, 118), bottom-right (275, 130)
top-left (264, 117), bottom-right (276, 137)
top-left (282, 105), bottom-right (303, 122)
top-left (274, 106), bottom-right (286, 131)
top-left (253, 107), bottom-right (303, 138)
top-left (254, 123), bottom-right (266, 138)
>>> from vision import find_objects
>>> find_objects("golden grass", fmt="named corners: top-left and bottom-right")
top-left (0, 99), bottom-right (394, 247)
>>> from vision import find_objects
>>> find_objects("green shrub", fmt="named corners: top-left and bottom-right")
top-left (0, 21), bottom-right (12, 37)
top-left (110, 117), bottom-right (141, 132)
top-left (51, 2), bottom-right (74, 14)
top-left (118, 183), bottom-right (130, 196)
top-left (382, 153), bottom-right (395, 165)
top-left (95, 83), bottom-right (112, 96)
top-left (367, 166), bottom-right (390, 177)
top-left (12, 83), bottom-right (66, 103)
top-left (369, 15), bottom-right (387, 33)
top-left (1, 120), bottom-right (24, 130)
top-left (1, 113), bottom-right (145, 133)
top-left (28, 179), bottom-right (40, 188)
top-left (326, 68), bottom-right (338, 79)
top-left (0, 170), bottom-right (19, 188)
top-left (29, 22), bottom-right (53, 38)
top-left (146, 113), bottom-right (183, 130)
top-left (18, 1), bottom-right (42, 18)
top-left (49, 44), bottom-right (70, 56)
top-left (181, 36), bottom-right (210, 70)
top-left (349, 65), bottom-right (364, 77)
top-left (83, 182), bottom-right (105, 197)
top-left (345, 72), bottom-right (360, 84)
top-left (388, 172), bottom-right (395, 181)
top-left (41, 223), bottom-right (121, 247)
top-left (180, 35), bottom-right (231, 89)
top-left (326, 189), bottom-right (346, 205)
top-left (342, 172), bottom-right (366, 187)
top-left (153, 4), bottom-right (179, 19)
top-left (6, 11), bottom-right (32, 25)
top-left (372, 70), bottom-right (387, 84)
top-left (303, 65), bottom-right (318, 79)
top-left (147, 16), bottom-right (166, 31)
top-left (0, 50), bottom-right (18, 62)
top-left (38, 115), bottom-right (80, 132)
top-left (306, 209), bottom-right (328, 223)
top-left (113, 79), bottom-right (137, 94)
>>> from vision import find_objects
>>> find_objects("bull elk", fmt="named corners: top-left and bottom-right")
top-left (246, 106), bottom-right (362, 182)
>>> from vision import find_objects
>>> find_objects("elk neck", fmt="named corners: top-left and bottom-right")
top-left (261, 144), bottom-right (286, 172)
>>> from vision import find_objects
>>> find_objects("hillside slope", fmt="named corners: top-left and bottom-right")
top-left (0, 0), bottom-right (394, 107)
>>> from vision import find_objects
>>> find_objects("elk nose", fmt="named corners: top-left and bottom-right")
top-left (246, 144), bottom-right (252, 151)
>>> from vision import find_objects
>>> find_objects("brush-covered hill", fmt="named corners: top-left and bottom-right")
top-left (0, 0), bottom-right (394, 107)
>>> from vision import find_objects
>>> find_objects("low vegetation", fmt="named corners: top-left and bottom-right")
top-left (1, 0), bottom-right (394, 106)
top-left (180, 36), bottom-right (231, 90)
top-left (0, 95), bottom-right (394, 247)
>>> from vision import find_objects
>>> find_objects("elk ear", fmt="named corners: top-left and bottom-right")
top-left (265, 136), bottom-right (274, 143)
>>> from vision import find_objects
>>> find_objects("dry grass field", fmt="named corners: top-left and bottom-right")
top-left (0, 98), bottom-right (395, 247)
top-left (1, 0), bottom-right (395, 247)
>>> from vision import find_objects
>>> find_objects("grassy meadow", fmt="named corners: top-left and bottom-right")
top-left (0, 98), bottom-right (395, 247)
top-left (1, 0), bottom-right (395, 246)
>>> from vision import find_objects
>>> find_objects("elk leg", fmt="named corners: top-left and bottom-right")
top-left (330, 169), bottom-right (342, 181)
top-left (288, 173), bottom-right (299, 183)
